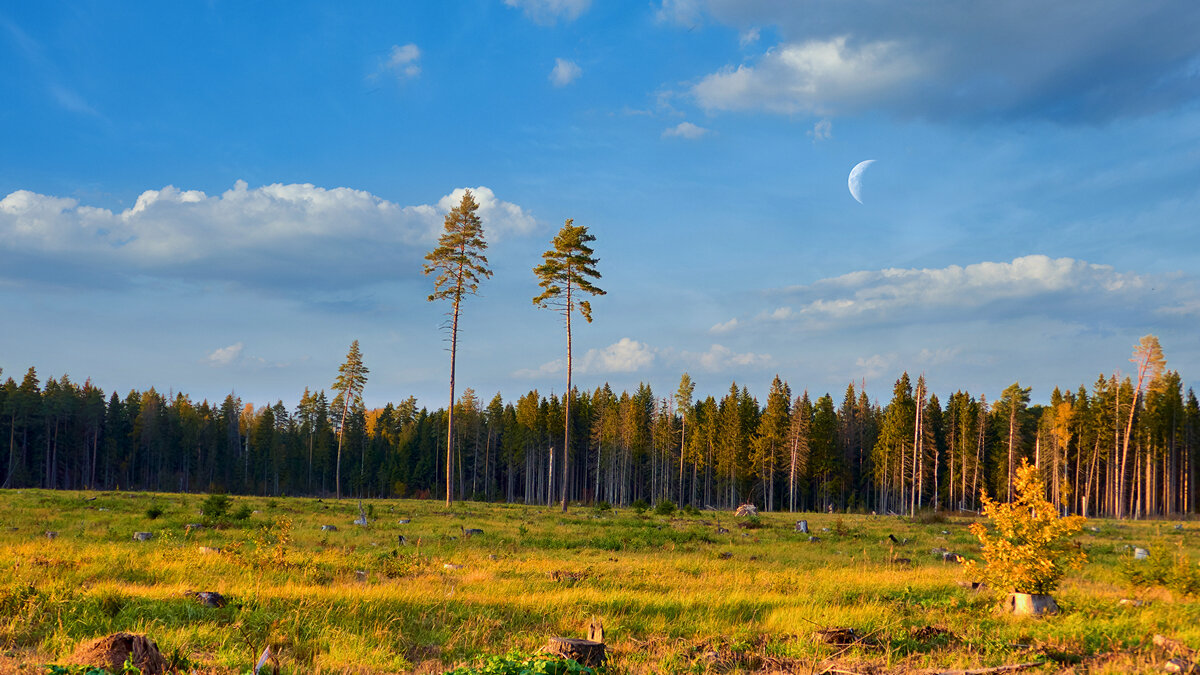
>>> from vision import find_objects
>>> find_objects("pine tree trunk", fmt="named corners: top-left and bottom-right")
top-left (562, 283), bottom-right (572, 513)
top-left (446, 299), bottom-right (460, 507)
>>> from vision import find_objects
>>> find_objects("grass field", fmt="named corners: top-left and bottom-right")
top-left (1, 489), bottom-right (1198, 674)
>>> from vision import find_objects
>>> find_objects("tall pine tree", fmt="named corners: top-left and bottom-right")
top-left (533, 219), bottom-right (605, 512)
top-left (424, 190), bottom-right (492, 507)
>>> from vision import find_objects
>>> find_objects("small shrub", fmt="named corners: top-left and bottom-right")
top-left (964, 459), bottom-right (1086, 595)
top-left (682, 504), bottom-right (701, 516)
top-left (232, 505), bottom-right (253, 521)
top-left (1122, 543), bottom-right (1200, 597)
top-left (654, 500), bottom-right (676, 516)
top-left (631, 499), bottom-right (649, 515)
top-left (200, 494), bottom-right (231, 521)
top-left (145, 504), bottom-right (164, 520)
top-left (741, 514), bottom-right (763, 529)
top-left (833, 516), bottom-right (850, 536)
top-left (594, 501), bottom-right (612, 514)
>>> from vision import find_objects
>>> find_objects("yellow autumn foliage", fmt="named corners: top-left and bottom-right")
top-left (966, 459), bottom-right (1087, 594)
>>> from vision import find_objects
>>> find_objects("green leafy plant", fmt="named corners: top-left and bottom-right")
top-left (144, 504), bottom-right (164, 520)
top-left (232, 505), bottom-right (253, 521)
top-left (447, 651), bottom-right (600, 675)
top-left (653, 500), bottom-right (676, 517)
top-left (964, 460), bottom-right (1087, 594)
top-left (630, 499), bottom-right (649, 515)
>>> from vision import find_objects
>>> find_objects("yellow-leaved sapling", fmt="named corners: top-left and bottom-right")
top-left (964, 459), bottom-right (1086, 615)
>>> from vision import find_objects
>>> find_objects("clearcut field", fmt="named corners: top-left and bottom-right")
top-left (1, 489), bottom-right (1197, 674)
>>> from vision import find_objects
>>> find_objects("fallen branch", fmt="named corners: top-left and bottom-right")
top-left (930, 661), bottom-right (1043, 675)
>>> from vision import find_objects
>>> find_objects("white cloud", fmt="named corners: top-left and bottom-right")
top-left (382, 43), bottom-right (421, 80)
top-left (684, 344), bottom-right (772, 372)
top-left (656, 0), bottom-right (703, 26)
top-left (709, 318), bottom-right (738, 334)
top-left (0, 181), bottom-right (535, 291)
top-left (207, 342), bottom-right (244, 366)
top-left (756, 306), bottom-right (793, 321)
top-left (513, 359), bottom-right (564, 379)
top-left (854, 353), bottom-right (895, 380)
top-left (579, 338), bottom-right (655, 374)
top-left (780, 255), bottom-right (1152, 326)
top-left (693, 36), bottom-right (921, 116)
top-left (517, 338), bottom-right (656, 377)
top-left (917, 347), bottom-right (962, 366)
top-left (808, 118), bottom-right (832, 141)
top-left (739, 27), bottom-right (760, 47)
top-left (549, 58), bottom-right (582, 87)
top-left (662, 121), bottom-right (710, 139)
top-left (504, 0), bottom-right (591, 24)
top-left (436, 186), bottom-right (537, 238)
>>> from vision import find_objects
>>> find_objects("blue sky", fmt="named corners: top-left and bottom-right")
top-left (2, 0), bottom-right (1199, 409)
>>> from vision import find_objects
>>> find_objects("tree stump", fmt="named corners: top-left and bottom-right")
top-left (796, 520), bottom-right (809, 533)
top-left (1003, 592), bottom-right (1058, 615)
top-left (546, 637), bottom-right (606, 668)
top-left (65, 632), bottom-right (168, 675)
top-left (133, 532), bottom-right (153, 541)
top-left (46, 531), bottom-right (58, 540)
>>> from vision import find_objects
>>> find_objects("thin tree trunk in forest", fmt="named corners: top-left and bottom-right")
top-left (679, 416), bottom-right (686, 506)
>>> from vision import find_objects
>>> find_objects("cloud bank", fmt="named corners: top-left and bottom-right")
top-left (0, 181), bottom-right (535, 292)
top-left (681, 1), bottom-right (1200, 122)
top-left (764, 255), bottom-right (1196, 331)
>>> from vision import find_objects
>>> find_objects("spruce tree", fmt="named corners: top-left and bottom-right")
top-left (533, 219), bottom-right (605, 512)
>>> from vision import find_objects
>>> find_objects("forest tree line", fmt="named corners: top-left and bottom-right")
top-left (1, 346), bottom-right (1197, 518)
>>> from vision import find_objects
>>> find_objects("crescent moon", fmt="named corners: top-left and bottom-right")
top-left (848, 159), bottom-right (876, 204)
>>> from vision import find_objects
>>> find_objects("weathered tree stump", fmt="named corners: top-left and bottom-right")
top-left (46, 531), bottom-right (58, 540)
top-left (133, 532), bottom-right (153, 541)
top-left (796, 520), bottom-right (808, 533)
top-left (1003, 592), bottom-right (1058, 615)
top-left (546, 637), bottom-right (606, 668)
top-left (65, 632), bottom-right (168, 675)
top-left (321, 525), bottom-right (338, 532)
